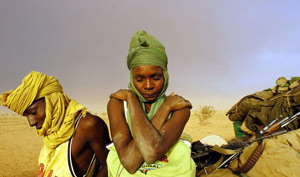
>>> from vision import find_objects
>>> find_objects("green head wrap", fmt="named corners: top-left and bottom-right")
top-left (127, 30), bottom-right (169, 104)
top-left (126, 30), bottom-right (170, 133)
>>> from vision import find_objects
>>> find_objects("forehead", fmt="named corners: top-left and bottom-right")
top-left (25, 98), bottom-right (45, 110)
top-left (132, 65), bottom-right (163, 75)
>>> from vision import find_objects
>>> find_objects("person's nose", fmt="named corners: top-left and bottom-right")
top-left (27, 116), bottom-right (37, 127)
top-left (145, 79), bottom-right (154, 90)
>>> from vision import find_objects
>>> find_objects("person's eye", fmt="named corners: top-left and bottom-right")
top-left (135, 77), bottom-right (144, 82)
top-left (153, 75), bottom-right (162, 81)
top-left (31, 110), bottom-right (37, 115)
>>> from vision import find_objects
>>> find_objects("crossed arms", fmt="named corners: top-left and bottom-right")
top-left (107, 90), bottom-right (192, 174)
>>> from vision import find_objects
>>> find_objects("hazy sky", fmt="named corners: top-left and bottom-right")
top-left (1, 0), bottom-right (300, 114)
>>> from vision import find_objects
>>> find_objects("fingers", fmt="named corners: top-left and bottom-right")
top-left (181, 97), bottom-right (193, 109)
top-left (170, 92), bottom-right (179, 97)
top-left (109, 89), bottom-right (127, 99)
top-left (109, 92), bottom-right (117, 99)
top-left (170, 92), bottom-right (186, 100)
top-left (166, 92), bottom-right (193, 110)
top-left (186, 100), bottom-right (193, 109)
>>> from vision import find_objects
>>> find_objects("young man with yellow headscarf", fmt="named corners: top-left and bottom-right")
top-left (107, 30), bottom-right (196, 176)
top-left (0, 71), bottom-right (111, 177)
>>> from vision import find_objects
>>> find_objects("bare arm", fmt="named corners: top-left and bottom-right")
top-left (76, 114), bottom-right (111, 177)
top-left (108, 90), bottom-right (192, 171)
top-left (150, 92), bottom-right (191, 131)
top-left (107, 97), bottom-right (144, 174)
top-left (127, 93), bottom-right (191, 164)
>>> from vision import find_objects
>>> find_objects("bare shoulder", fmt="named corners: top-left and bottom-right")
top-left (77, 112), bottom-right (110, 144)
top-left (107, 98), bottom-right (125, 120)
top-left (108, 97), bottom-right (124, 110)
top-left (79, 113), bottom-right (107, 129)
top-left (174, 107), bottom-right (191, 118)
top-left (168, 107), bottom-right (191, 126)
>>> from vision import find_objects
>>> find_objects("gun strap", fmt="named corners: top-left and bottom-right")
top-left (238, 143), bottom-right (264, 174)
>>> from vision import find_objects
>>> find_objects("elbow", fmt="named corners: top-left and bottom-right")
top-left (127, 168), bottom-right (138, 174)
top-left (119, 155), bottom-right (141, 174)
top-left (143, 149), bottom-right (161, 164)
top-left (144, 157), bottom-right (157, 165)
top-left (142, 142), bottom-right (165, 164)
top-left (122, 162), bottom-right (140, 174)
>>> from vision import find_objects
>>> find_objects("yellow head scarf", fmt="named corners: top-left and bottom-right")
top-left (0, 71), bottom-right (86, 149)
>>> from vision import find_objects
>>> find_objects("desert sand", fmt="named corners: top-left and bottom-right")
top-left (0, 110), bottom-right (235, 177)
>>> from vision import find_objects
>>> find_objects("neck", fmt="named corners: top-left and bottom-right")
top-left (144, 103), bottom-right (152, 113)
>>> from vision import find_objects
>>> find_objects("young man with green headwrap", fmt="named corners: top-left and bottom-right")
top-left (0, 71), bottom-right (111, 177)
top-left (107, 30), bottom-right (196, 176)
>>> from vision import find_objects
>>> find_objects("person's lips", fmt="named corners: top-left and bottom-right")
top-left (143, 93), bottom-right (157, 98)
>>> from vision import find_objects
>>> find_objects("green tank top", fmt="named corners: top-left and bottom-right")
top-left (107, 140), bottom-right (195, 177)
top-left (106, 102), bottom-right (196, 177)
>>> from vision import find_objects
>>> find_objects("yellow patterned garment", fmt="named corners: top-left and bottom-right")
top-left (107, 140), bottom-right (196, 177)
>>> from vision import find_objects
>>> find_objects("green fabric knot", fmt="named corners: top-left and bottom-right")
top-left (138, 36), bottom-right (149, 47)
top-left (127, 30), bottom-right (168, 71)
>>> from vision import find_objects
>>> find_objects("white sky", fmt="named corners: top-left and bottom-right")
top-left (1, 0), bottom-right (300, 113)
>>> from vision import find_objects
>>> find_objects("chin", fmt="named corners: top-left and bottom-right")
top-left (145, 98), bottom-right (157, 103)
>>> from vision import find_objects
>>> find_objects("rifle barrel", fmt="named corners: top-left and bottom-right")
top-left (281, 112), bottom-right (300, 128)
top-left (216, 152), bottom-right (240, 169)
top-left (249, 129), bottom-right (287, 144)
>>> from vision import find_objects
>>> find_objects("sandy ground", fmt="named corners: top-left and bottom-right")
top-left (0, 111), bottom-right (235, 177)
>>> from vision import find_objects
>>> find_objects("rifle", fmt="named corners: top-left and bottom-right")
top-left (205, 111), bottom-right (300, 172)
top-left (259, 111), bottom-right (300, 135)
top-left (216, 129), bottom-right (288, 169)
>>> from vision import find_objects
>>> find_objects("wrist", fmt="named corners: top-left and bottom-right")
top-left (162, 101), bottom-right (172, 112)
